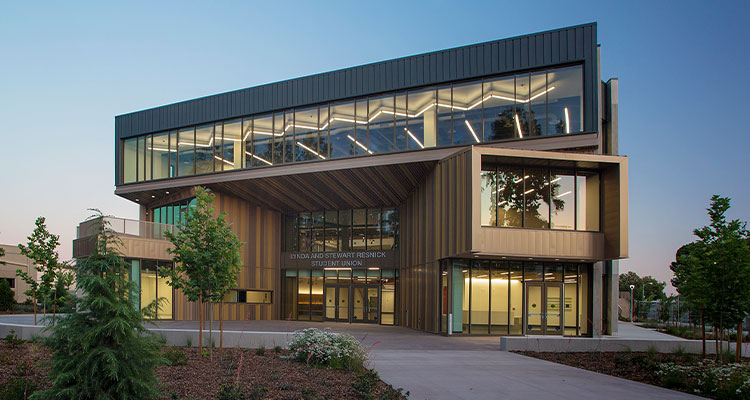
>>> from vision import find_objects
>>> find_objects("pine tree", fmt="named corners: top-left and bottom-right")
top-left (31, 211), bottom-right (163, 400)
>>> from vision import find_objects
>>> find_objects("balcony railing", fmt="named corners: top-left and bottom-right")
top-left (76, 216), bottom-right (178, 241)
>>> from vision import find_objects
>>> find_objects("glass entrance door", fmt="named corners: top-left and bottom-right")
top-left (525, 283), bottom-right (563, 335)
top-left (325, 287), bottom-right (336, 320)
top-left (337, 287), bottom-right (349, 321)
top-left (351, 286), bottom-right (379, 323)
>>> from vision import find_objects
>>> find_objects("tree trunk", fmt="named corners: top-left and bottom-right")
top-left (209, 301), bottom-right (213, 359)
top-left (701, 306), bottom-right (706, 359)
top-left (219, 302), bottom-right (223, 356)
top-left (737, 322), bottom-right (742, 363)
top-left (715, 326), bottom-right (719, 360)
top-left (33, 289), bottom-right (37, 326)
top-left (199, 295), bottom-right (203, 359)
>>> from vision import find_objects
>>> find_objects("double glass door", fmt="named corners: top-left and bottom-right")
top-left (526, 283), bottom-right (563, 335)
top-left (325, 285), bottom-right (379, 323)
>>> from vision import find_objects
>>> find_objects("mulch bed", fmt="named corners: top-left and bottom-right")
top-left (516, 351), bottom-right (748, 387)
top-left (0, 338), bottom-right (403, 399)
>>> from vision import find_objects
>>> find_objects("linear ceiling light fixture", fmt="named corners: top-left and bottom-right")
top-left (214, 155), bottom-right (234, 166)
top-left (464, 120), bottom-right (480, 143)
top-left (346, 135), bottom-right (373, 154)
top-left (564, 107), bottom-right (570, 134)
top-left (404, 128), bottom-right (424, 149)
top-left (244, 151), bottom-right (272, 166)
top-left (296, 141), bottom-right (326, 159)
top-left (555, 190), bottom-right (572, 199)
top-left (514, 114), bottom-right (524, 138)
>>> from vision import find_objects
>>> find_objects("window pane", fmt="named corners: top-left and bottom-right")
top-left (251, 114), bottom-right (274, 167)
top-left (368, 94), bottom-right (394, 154)
top-left (283, 214), bottom-right (297, 252)
top-left (480, 167), bottom-right (497, 226)
top-left (144, 135), bottom-right (153, 180)
top-left (355, 99), bottom-right (369, 155)
top-left (123, 138), bottom-right (137, 183)
top-left (516, 73), bottom-right (530, 139)
top-left (471, 261), bottom-right (490, 334)
top-left (437, 86), bottom-right (452, 146)
top-left (548, 65), bottom-right (583, 134)
top-left (298, 213), bottom-right (311, 252)
top-left (483, 75), bottom-right (516, 141)
top-left (545, 263), bottom-right (563, 282)
top-left (157, 264), bottom-right (172, 319)
top-left (407, 87), bottom-right (435, 149)
top-left (223, 119), bottom-right (242, 170)
top-left (324, 210), bottom-right (338, 252)
top-left (381, 208), bottom-right (398, 250)
top-left (366, 208), bottom-right (381, 250)
top-left (152, 132), bottom-right (170, 180)
top-left (576, 171), bottom-right (600, 231)
top-left (528, 71), bottom-right (546, 137)
top-left (339, 210), bottom-right (352, 251)
top-left (195, 124), bottom-right (214, 174)
top-left (490, 262), bottom-right (509, 334)
top-left (312, 211), bottom-right (324, 252)
top-left (496, 166), bottom-right (524, 227)
top-left (550, 171), bottom-right (575, 230)
top-left (294, 107), bottom-right (322, 161)
top-left (140, 260), bottom-right (158, 315)
top-left (178, 128), bottom-right (194, 176)
top-left (579, 264), bottom-right (590, 335)
top-left (452, 260), bottom-right (470, 333)
top-left (452, 81), bottom-right (483, 144)
top-left (137, 136), bottom-right (145, 181)
top-left (168, 131), bottom-right (177, 177)
top-left (319, 105), bottom-right (330, 157)
top-left (213, 123), bottom-right (224, 172)
top-left (243, 118), bottom-right (253, 168)
top-left (352, 209), bottom-right (366, 251)
top-left (525, 262), bottom-right (544, 281)
top-left (273, 112), bottom-right (284, 164)
top-left (298, 270), bottom-right (311, 320)
top-left (284, 111), bottom-right (294, 163)
top-left (311, 271), bottom-right (323, 321)
top-left (564, 265), bottom-right (578, 336)
top-left (329, 100), bottom-right (356, 158)
top-left (524, 168), bottom-right (550, 229)
top-left (395, 92), bottom-right (408, 150)
top-left (509, 262), bottom-right (523, 335)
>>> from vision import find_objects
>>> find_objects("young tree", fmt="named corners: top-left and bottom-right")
top-left (670, 242), bottom-right (711, 357)
top-left (160, 186), bottom-right (242, 358)
top-left (619, 271), bottom-right (666, 320)
top-left (0, 279), bottom-right (15, 311)
top-left (17, 217), bottom-right (69, 325)
top-left (31, 212), bottom-right (163, 400)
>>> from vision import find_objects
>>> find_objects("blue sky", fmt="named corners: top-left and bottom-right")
top-left (1, 1), bottom-right (748, 291)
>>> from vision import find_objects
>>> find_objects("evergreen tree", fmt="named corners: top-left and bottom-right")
top-left (31, 211), bottom-right (163, 400)
top-left (0, 279), bottom-right (15, 311)
top-left (160, 186), bottom-right (242, 357)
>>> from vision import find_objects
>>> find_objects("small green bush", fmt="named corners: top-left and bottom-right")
top-left (646, 345), bottom-right (659, 359)
top-left (0, 279), bottom-right (16, 311)
top-left (163, 347), bottom-right (189, 366)
top-left (5, 329), bottom-right (25, 348)
top-left (185, 335), bottom-right (193, 347)
top-left (657, 360), bottom-right (750, 398)
top-left (256, 346), bottom-right (265, 356)
top-left (352, 369), bottom-right (380, 400)
top-left (274, 345), bottom-right (282, 353)
top-left (1, 377), bottom-right (37, 400)
top-left (248, 384), bottom-right (268, 400)
top-left (217, 382), bottom-right (246, 400)
top-left (288, 328), bottom-right (368, 372)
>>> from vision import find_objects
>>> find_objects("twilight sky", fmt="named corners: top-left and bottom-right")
top-left (1, 1), bottom-right (748, 292)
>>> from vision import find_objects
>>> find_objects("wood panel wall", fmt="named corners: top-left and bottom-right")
top-left (173, 189), bottom-right (282, 321)
top-left (602, 159), bottom-right (628, 259)
top-left (399, 149), bottom-right (472, 333)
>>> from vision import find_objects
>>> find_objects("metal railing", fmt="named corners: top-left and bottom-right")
top-left (76, 216), bottom-right (178, 241)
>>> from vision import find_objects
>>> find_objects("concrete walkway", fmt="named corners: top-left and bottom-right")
top-left (0, 315), bottom-right (701, 399)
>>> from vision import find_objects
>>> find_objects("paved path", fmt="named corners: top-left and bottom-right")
top-left (0, 315), bottom-right (699, 399)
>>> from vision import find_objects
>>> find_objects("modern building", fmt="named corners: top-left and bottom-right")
top-left (0, 244), bottom-right (37, 304)
top-left (74, 23), bottom-right (626, 336)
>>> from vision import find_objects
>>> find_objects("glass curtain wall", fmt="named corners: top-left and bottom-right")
top-left (284, 208), bottom-right (399, 252)
top-left (122, 65), bottom-right (583, 183)
top-left (128, 259), bottom-right (173, 319)
top-left (446, 260), bottom-right (590, 336)
top-left (481, 165), bottom-right (600, 231)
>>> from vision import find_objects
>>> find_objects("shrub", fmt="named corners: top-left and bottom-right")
top-left (1, 376), bottom-right (37, 400)
top-left (186, 335), bottom-right (193, 347)
top-left (256, 346), bottom-right (265, 356)
top-left (163, 347), bottom-right (189, 366)
top-left (217, 382), bottom-right (246, 400)
top-left (0, 279), bottom-right (15, 311)
top-left (5, 329), bottom-right (25, 347)
top-left (646, 345), bottom-right (659, 359)
top-left (657, 360), bottom-right (750, 398)
top-left (288, 328), bottom-right (368, 372)
top-left (352, 369), bottom-right (380, 400)
top-left (274, 345), bottom-right (282, 353)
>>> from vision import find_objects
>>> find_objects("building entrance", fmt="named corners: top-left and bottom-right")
top-left (324, 284), bottom-right (379, 323)
top-left (525, 282), bottom-right (563, 335)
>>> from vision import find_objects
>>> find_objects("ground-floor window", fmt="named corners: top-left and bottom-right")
top-left (440, 260), bottom-right (591, 336)
top-left (127, 259), bottom-right (173, 319)
top-left (282, 268), bottom-right (399, 325)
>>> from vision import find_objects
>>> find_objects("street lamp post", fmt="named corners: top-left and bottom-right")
top-left (630, 284), bottom-right (635, 323)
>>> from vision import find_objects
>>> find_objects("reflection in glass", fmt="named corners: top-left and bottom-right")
top-left (452, 81), bottom-right (483, 144)
top-left (311, 270), bottom-right (323, 321)
top-left (144, 135), bottom-right (152, 181)
top-left (140, 261), bottom-right (157, 316)
top-left (283, 111), bottom-right (294, 163)
top-left (319, 105), bottom-right (330, 157)
top-left (123, 138), bottom-right (137, 183)
top-left (382, 208), bottom-right (398, 250)
top-left (243, 118), bottom-right (253, 169)
top-left (394, 92), bottom-right (408, 150)
top-left (496, 167), bottom-right (524, 227)
top-left (252, 114), bottom-right (274, 167)
top-left (329, 101), bottom-right (356, 158)
top-left (483, 75), bottom-right (516, 141)
top-left (297, 270), bottom-right (311, 320)
top-left (550, 171), bottom-right (575, 230)
top-left (152, 132), bottom-right (170, 179)
top-left (195, 125), bottom-right (214, 174)
top-left (481, 167), bottom-right (497, 226)
top-left (169, 131), bottom-right (177, 177)
top-left (157, 263), bottom-right (172, 319)
top-left (223, 119), bottom-right (242, 170)
top-left (366, 208), bottom-right (381, 250)
top-left (339, 210), bottom-right (352, 251)
top-left (213, 123), bottom-right (224, 172)
top-left (548, 65), bottom-right (583, 134)
top-left (294, 107), bottom-right (320, 162)
top-left (273, 113), bottom-right (284, 164)
top-left (525, 263), bottom-right (543, 281)
top-left (368, 94), bottom-right (394, 153)
top-left (577, 171), bottom-right (600, 231)
top-left (355, 99), bottom-right (369, 155)
top-left (471, 261), bottom-right (490, 334)
top-left (529, 71), bottom-right (547, 137)
top-left (137, 137), bottom-right (145, 181)
top-left (406, 87), bottom-right (435, 149)
top-left (523, 168), bottom-right (550, 229)
top-left (324, 211), bottom-right (338, 252)
top-left (311, 211), bottom-right (324, 252)
top-left (298, 213), bottom-right (311, 252)
top-left (437, 86), bottom-right (452, 146)
top-left (352, 209), bottom-right (367, 251)
top-left (178, 128), bottom-right (194, 176)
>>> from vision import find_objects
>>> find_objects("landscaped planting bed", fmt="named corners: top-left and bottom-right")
top-left (0, 336), bottom-right (406, 400)
top-left (517, 350), bottom-right (750, 399)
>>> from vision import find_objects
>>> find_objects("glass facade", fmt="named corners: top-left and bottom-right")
top-left (151, 198), bottom-right (196, 225)
top-left (127, 258), bottom-right (173, 319)
top-left (440, 260), bottom-right (591, 335)
top-left (283, 208), bottom-right (399, 252)
top-left (121, 65), bottom-right (584, 184)
top-left (282, 268), bottom-right (398, 325)
top-left (481, 165), bottom-right (600, 231)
